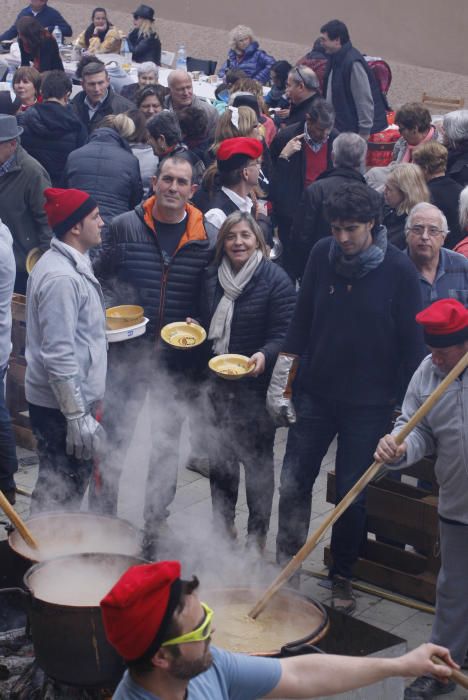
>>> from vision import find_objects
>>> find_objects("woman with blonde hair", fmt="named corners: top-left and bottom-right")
top-left (218, 24), bottom-right (275, 84)
top-left (200, 211), bottom-right (296, 549)
top-left (383, 163), bottom-right (430, 248)
top-left (128, 5), bottom-right (161, 65)
top-left (64, 112), bottom-right (143, 238)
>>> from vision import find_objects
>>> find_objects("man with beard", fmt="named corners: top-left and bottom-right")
top-left (101, 560), bottom-right (457, 700)
top-left (268, 182), bottom-right (426, 613)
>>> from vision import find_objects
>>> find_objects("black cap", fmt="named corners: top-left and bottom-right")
top-left (133, 4), bottom-right (155, 20)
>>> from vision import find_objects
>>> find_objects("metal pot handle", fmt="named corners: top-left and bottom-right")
top-left (280, 642), bottom-right (326, 656)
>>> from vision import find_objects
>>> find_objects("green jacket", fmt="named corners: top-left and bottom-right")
top-left (0, 145), bottom-right (52, 273)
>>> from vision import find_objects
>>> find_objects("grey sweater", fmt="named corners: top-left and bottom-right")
top-left (0, 220), bottom-right (16, 369)
top-left (389, 355), bottom-right (468, 524)
top-left (25, 239), bottom-right (107, 409)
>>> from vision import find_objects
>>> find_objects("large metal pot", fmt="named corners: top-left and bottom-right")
top-left (0, 553), bottom-right (144, 687)
top-left (8, 511), bottom-right (142, 564)
top-left (206, 587), bottom-right (329, 656)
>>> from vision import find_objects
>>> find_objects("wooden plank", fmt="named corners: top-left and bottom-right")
top-left (362, 539), bottom-right (431, 575)
top-left (367, 515), bottom-right (437, 554)
top-left (12, 424), bottom-right (36, 451)
top-left (324, 546), bottom-right (437, 604)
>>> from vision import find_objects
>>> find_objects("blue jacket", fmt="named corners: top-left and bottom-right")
top-left (0, 5), bottom-right (72, 41)
top-left (64, 128), bottom-right (143, 233)
top-left (218, 42), bottom-right (275, 84)
top-left (201, 259), bottom-right (296, 394)
top-left (283, 234), bottom-right (426, 405)
top-left (408, 246), bottom-right (468, 309)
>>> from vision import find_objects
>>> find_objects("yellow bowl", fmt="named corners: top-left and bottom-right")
top-left (106, 305), bottom-right (144, 330)
top-left (26, 247), bottom-right (43, 274)
top-left (208, 354), bottom-right (253, 380)
top-left (160, 322), bottom-right (206, 350)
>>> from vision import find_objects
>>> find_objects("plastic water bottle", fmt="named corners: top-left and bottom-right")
top-left (120, 38), bottom-right (132, 72)
top-left (6, 66), bottom-right (15, 89)
top-left (176, 44), bottom-right (187, 71)
top-left (52, 25), bottom-right (62, 47)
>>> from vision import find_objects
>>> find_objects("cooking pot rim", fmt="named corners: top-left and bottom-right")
top-left (23, 552), bottom-right (147, 610)
top-left (206, 585), bottom-right (330, 656)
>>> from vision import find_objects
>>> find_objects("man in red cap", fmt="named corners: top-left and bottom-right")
top-left (25, 187), bottom-right (106, 512)
top-left (204, 137), bottom-right (264, 231)
top-left (101, 559), bottom-right (457, 700)
top-left (375, 298), bottom-right (468, 700)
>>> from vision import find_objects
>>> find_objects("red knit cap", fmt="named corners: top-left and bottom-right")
top-left (100, 561), bottom-right (181, 661)
top-left (44, 187), bottom-right (98, 237)
top-left (416, 298), bottom-right (468, 348)
top-left (217, 137), bottom-right (263, 172)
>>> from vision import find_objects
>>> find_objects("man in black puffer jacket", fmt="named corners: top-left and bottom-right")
top-left (94, 155), bottom-right (217, 558)
top-left (19, 71), bottom-right (87, 187)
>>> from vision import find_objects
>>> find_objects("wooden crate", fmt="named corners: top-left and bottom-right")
top-left (324, 460), bottom-right (439, 604)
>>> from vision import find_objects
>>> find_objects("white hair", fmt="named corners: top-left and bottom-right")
top-left (137, 61), bottom-right (159, 77)
top-left (443, 110), bottom-right (468, 149)
top-left (332, 132), bottom-right (368, 170)
top-left (459, 185), bottom-right (468, 231)
top-left (229, 25), bottom-right (255, 50)
top-left (405, 202), bottom-right (449, 237)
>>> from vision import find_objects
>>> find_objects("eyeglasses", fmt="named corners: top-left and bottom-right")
top-left (407, 225), bottom-right (445, 237)
top-left (161, 602), bottom-right (213, 647)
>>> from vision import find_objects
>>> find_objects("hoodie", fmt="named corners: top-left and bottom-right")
top-left (19, 102), bottom-right (87, 187)
top-left (0, 220), bottom-right (15, 369)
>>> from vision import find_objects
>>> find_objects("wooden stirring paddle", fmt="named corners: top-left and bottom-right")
top-left (248, 350), bottom-right (468, 620)
top-left (432, 656), bottom-right (468, 690)
top-left (0, 490), bottom-right (39, 550)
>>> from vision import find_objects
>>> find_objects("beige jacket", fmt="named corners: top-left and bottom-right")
top-left (76, 26), bottom-right (122, 54)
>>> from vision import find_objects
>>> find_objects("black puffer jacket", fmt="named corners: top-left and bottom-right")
top-left (447, 148), bottom-right (468, 188)
top-left (19, 102), bottom-right (87, 186)
top-left (127, 28), bottom-right (161, 64)
top-left (201, 259), bottom-right (296, 393)
top-left (98, 199), bottom-right (217, 370)
top-left (64, 128), bottom-right (143, 233)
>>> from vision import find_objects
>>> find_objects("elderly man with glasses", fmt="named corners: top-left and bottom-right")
top-left (101, 560), bottom-right (457, 700)
top-left (405, 203), bottom-right (468, 308)
top-left (279, 65), bottom-right (321, 128)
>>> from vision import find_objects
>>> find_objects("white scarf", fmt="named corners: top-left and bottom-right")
top-left (208, 250), bottom-right (263, 355)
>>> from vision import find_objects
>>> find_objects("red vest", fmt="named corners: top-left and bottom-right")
top-left (304, 142), bottom-right (328, 188)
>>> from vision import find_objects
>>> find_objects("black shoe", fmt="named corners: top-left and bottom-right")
top-left (404, 675), bottom-right (456, 699)
top-left (331, 575), bottom-right (356, 615)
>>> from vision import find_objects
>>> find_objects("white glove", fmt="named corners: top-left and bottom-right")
top-left (49, 376), bottom-right (105, 461)
top-left (266, 353), bottom-right (298, 426)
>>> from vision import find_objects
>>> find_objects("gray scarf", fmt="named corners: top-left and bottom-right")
top-left (208, 250), bottom-right (263, 355)
top-left (329, 225), bottom-right (387, 279)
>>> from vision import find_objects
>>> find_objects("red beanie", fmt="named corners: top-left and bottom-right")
top-left (416, 298), bottom-right (468, 348)
top-left (44, 187), bottom-right (98, 237)
top-left (100, 561), bottom-right (182, 661)
top-left (217, 137), bottom-right (263, 172)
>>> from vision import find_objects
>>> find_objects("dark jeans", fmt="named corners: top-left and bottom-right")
top-left (0, 367), bottom-right (18, 493)
top-left (90, 342), bottom-right (185, 536)
top-left (28, 403), bottom-right (93, 513)
top-left (208, 382), bottom-right (276, 538)
top-left (276, 391), bottom-right (393, 579)
top-left (276, 215), bottom-right (295, 281)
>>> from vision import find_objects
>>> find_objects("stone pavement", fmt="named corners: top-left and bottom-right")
top-left (2, 403), bottom-right (466, 698)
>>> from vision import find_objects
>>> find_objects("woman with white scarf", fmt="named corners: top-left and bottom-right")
top-left (200, 211), bottom-right (296, 552)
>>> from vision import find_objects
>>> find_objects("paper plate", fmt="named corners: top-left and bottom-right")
top-left (26, 247), bottom-right (43, 274)
top-left (160, 322), bottom-right (206, 350)
top-left (208, 354), bottom-right (253, 380)
top-left (106, 317), bottom-right (149, 343)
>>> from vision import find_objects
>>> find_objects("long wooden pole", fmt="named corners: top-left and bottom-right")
top-left (0, 490), bottom-right (39, 550)
top-left (249, 351), bottom-right (468, 620)
top-left (432, 656), bottom-right (468, 690)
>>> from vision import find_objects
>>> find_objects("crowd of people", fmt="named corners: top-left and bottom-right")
top-left (0, 3), bottom-right (468, 699)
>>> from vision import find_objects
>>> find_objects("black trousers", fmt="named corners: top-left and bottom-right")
top-left (208, 382), bottom-right (276, 538)
top-left (29, 403), bottom-right (93, 513)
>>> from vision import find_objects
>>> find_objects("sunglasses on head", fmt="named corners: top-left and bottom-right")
top-left (161, 602), bottom-right (213, 647)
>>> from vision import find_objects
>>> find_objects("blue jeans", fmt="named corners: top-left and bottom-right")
top-left (0, 366), bottom-right (18, 493)
top-left (276, 391), bottom-right (393, 579)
